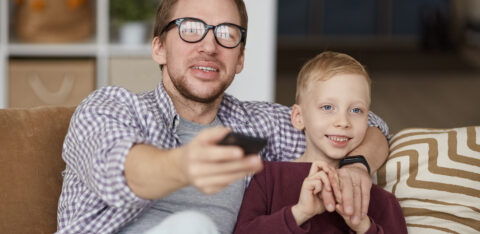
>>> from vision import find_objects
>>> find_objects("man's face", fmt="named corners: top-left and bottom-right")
top-left (296, 74), bottom-right (370, 162)
top-left (154, 0), bottom-right (245, 103)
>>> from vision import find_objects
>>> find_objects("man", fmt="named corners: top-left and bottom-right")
top-left (56, 0), bottom-right (390, 233)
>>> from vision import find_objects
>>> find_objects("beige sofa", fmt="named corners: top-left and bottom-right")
top-left (0, 106), bottom-right (478, 233)
top-left (0, 106), bottom-right (75, 233)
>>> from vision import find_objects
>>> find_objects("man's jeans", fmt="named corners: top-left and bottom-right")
top-left (145, 210), bottom-right (220, 234)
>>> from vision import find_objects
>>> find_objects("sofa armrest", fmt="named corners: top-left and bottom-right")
top-left (0, 106), bottom-right (76, 233)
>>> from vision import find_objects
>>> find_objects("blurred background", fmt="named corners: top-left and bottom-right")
top-left (0, 0), bottom-right (479, 134)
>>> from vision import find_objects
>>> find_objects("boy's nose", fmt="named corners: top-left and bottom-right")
top-left (334, 113), bottom-right (351, 128)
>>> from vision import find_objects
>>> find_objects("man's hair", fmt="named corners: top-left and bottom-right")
top-left (295, 51), bottom-right (371, 104)
top-left (153, 0), bottom-right (248, 51)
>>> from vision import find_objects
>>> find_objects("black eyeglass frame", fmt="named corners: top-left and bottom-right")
top-left (161, 17), bottom-right (247, 49)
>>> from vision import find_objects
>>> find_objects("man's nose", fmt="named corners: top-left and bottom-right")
top-left (198, 29), bottom-right (218, 54)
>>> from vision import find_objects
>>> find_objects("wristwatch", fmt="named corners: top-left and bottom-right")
top-left (338, 155), bottom-right (371, 174)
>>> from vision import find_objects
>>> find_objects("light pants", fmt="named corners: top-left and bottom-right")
top-left (144, 210), bottom-right (220, 234)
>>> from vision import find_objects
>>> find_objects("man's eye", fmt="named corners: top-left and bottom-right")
top-left (351, 108), bottom-right (361, 113)
top-left (321, 105), bottom-right (332, 111)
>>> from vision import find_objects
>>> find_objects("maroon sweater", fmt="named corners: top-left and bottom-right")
top-left (234, 161), bottom-right (407, 234)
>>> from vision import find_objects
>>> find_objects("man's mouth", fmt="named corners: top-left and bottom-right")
top-left (192, 66), bottom-right (219, 72)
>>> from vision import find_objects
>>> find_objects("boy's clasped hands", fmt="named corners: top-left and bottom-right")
top-left (292, 161), bottom-right (372, 233)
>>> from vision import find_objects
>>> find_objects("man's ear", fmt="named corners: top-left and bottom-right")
top-left (235, 50), bottom-right (245, 74)
top-left (291, 104), bottom-right (305, 131)
top-left (152, 37), bottom-right (166, 65)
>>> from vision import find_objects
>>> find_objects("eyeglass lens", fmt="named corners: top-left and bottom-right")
top-left (178, 19), bottom-right (242, 48)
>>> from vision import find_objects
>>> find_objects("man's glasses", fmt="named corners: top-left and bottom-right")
top-left (161, 17), bottom-right (246, 49)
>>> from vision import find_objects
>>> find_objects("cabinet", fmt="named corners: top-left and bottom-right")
top-left (0, 0), bottom-right (160, 108)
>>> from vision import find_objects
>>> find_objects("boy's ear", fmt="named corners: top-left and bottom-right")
top-left (152, 37), bottom-right (166, 65)
top-left (291, 104), bottom-right (305, 131)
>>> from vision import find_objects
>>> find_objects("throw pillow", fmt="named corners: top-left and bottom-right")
top-left (375, 126), bottom-right (480, 233)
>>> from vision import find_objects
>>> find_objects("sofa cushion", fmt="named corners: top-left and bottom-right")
top-left (375, 126), bottom-right (480, 233)
top-left (0, 106), bottom-right (76, 233)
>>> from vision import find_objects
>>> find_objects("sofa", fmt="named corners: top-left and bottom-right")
top-left (0, 106), bottom-right (75, 233)
top-left (0, 106), bottom-right (478, 233)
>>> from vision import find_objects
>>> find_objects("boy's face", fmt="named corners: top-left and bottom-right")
top-left (153, 0), bottom-right (245, 103)
top-left (292, 73), bottom-right (370, 162)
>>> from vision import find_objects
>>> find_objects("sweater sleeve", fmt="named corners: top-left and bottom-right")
top-left (364, 188), bottom-right (408, 234)
top-left (233, 169), bottom-right (310, 234)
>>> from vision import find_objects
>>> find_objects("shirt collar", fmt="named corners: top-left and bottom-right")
top-left (217, 93), bottom-right (249, 126)
top-left (154, 82), bottom-right (179, 130)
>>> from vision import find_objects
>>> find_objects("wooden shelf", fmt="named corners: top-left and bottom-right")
top-left (0, 1), bottom-right (154, 108)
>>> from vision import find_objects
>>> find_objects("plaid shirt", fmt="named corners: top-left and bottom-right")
top-left (56, 83), bottom-right (389, 233)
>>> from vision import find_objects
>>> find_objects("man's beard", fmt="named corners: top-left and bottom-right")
top-left (167, 73), bottom-right (230, 103)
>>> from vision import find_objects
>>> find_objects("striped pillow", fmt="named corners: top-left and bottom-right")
top-left (375, 126), bottom-right (480, 233)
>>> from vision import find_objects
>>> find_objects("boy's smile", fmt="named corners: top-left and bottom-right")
top-left (326, 134), bottom-right (352, 147)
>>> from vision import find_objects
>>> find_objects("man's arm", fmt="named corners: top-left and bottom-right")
top-left (333, 127), bottom-right (389, 226)
top-left (125, 127), bottom-right (263, 200)
top-left (349, 126), bottom-right (389, 173)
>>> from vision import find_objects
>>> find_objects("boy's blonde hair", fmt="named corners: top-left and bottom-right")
top-left (295, 51), bottom-right (371, 103)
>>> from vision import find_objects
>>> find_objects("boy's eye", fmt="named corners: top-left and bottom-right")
top-left (351, 108), bottom-right (361, 113)
top-left (321, 105), bottom-right (332, 111)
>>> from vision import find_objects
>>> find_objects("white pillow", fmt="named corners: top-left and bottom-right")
top-left (375, 126), bottom-right (480, 233)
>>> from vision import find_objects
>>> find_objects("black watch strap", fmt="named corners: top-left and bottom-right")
top-left (338, 155), bottom-right (371, 174)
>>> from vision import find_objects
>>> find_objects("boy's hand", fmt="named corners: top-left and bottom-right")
top-left (291, 161), bottom-right (338, 226)
top-left (336, 203), bottom-right (371, 234)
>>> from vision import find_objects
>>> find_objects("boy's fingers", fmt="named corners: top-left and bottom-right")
top-left (308, 162), bottom-right (321, 176)
top-left (317, 171), bottom-right (331, 192)
top-left (328, 170), bottom-right (341, 202)
top-left (320, 189), bottom-right (336, 212)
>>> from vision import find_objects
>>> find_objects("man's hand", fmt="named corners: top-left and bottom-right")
top-left (335, 163), bottom-right (372, 226)
top-left (178, 127), bottom-right (263, 194)
top-left (291, 161), bottom-right (338, 226)
top-left (125, 127), bottom-right (263, 199)
top-left (336, 200), bottom-right (371, 234)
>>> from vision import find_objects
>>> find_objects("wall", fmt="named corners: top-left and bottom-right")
top-left (225, 0), bottom-right (277, 102)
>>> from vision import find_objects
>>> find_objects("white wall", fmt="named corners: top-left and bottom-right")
top-left (0, 1), bottom-right (8, 108)
top-left (226, 0), bottom-right (277, 102)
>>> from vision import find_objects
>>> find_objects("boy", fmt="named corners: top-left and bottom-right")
top-left (234, 51), bottom-right (407, 233)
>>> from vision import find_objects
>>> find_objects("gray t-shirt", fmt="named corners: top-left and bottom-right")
top-left (119, 116), bottom-right (246, 234)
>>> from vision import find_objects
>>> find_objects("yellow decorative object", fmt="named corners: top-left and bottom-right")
top-left (68, 0), bottom-right (86, 9)
top-left (31, 0), bottom-right (45, 12)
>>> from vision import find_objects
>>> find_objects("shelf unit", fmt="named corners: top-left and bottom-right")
top-left (0, 0), bottom-right (277, 108)
top-left (0, 1), bottom-right (153, 108)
